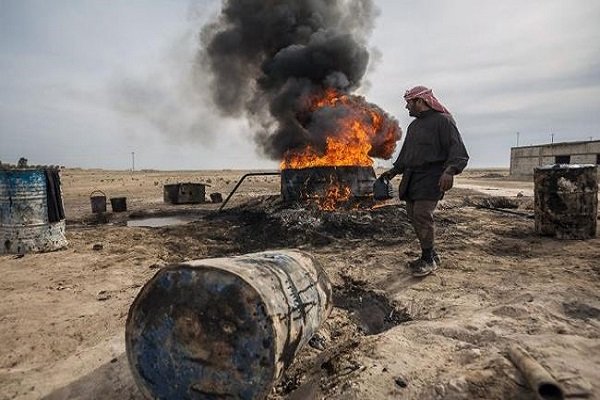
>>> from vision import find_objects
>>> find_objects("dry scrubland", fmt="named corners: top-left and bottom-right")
top-left (1, 168), bottom-right (599, 399)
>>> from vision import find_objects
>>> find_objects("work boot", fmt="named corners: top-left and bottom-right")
top-left (408, 258), bottom-right (438, 277)
top-left (432, 249), bottom-right (441, 266)
top-left (424, 248), bottom-right (442, 266)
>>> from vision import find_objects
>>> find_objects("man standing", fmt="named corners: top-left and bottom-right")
top-left (381, 86), bottom-right (469, 277)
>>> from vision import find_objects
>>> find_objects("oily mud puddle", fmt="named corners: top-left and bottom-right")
top-left (333, 279), bottom-right (411, 335)
top-left (126, 215), bottom-right (200, 227)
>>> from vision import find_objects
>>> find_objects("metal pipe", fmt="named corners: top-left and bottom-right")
top-left (126, 250), bottom-right (332, 400)
top-left (507, 344), bottom-right (564, 400)
top-left (477, 205), bottom-right (534, 219)
top-left (218, 172), bottom-right (281, 211)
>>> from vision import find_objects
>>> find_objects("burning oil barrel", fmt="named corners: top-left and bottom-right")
top-left (534, 164), bottom-right (598, 239)
top-left (126, 250), bottom-right (332, 400)
top-left (0, 167), bottom-right (67, 254)
top-left (281, 166), bottom-right (376, 202)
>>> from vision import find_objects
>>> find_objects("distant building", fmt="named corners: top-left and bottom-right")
top-left (510, 140), bottom-right (600, 176)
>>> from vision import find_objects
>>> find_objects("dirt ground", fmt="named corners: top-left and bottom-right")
top-left (1, 168), bottom-right (599, 400)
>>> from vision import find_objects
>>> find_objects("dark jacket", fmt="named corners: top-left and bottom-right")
top-left (392, 110), bottom-right (469, 201)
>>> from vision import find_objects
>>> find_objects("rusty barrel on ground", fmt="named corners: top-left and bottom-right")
top-left (534, 164), bottom-right (598, 239)
top-left (0, 168), bottom-right (67, 254)
top-left (125, 250), bottom-right (332, 400)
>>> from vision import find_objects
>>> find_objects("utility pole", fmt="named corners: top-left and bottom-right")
top-left (516, 131), bottom-right (520, 147)
top-left (550, 132), bottom-right (554, 144)
top-left (131, 151), bottom-right (135, 172)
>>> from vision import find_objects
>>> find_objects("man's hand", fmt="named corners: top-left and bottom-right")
top-left (439, 172), bottom-right (454, 191)
top-left (380, 169), bottom-right (397, 181)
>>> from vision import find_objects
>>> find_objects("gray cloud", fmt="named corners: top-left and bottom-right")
top-left (1, 0), bottom-right (599, 169)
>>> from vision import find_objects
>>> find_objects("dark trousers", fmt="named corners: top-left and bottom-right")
top-left (405, 200), bottom-right (438, 250)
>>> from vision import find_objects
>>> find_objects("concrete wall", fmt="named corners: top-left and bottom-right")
top-left (510, 141), bottom-right (600, 176)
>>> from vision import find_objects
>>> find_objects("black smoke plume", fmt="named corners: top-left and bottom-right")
top-left (199, 0), bottom-right (400, 161)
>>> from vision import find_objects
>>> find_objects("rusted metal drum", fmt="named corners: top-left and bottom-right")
top-left (126, 250), bottom-right (332, 400)
top-left (281, 166), bottom-right (376, 201)
top-left (534, 164), bottom-right (598, 239)
top-left (0, 168), bottom-right (67, 254)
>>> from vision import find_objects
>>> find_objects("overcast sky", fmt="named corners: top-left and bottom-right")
top-left (1, 0), bottom-right (599, 170)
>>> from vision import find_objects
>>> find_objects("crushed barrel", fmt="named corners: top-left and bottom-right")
top-left (125, 250), bottom-right (332, 400)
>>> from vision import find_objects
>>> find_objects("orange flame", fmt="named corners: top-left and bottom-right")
top-left (280, 88), bottom-right (400, 170)
top-left (280, 88), bottom-right (400, 210)
top-left (316, 182), bottom-right (352, 211)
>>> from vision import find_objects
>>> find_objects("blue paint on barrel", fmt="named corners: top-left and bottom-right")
top-left (127, 267), bottom-right (276, 399)
top-left (0, 168), bottom-right (67, 254)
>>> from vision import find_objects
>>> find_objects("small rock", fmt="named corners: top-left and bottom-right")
top-left (97, 290), bottom-right (111, 301)
top-left (132, 234), bottom-right (143, 240)
top-left (92, 244), bottom-right (103, 251)
top-left (516, 192), bottom-right (524, 198)
top-left (308, 333), bottom-right (326, 350)
top-left (148, 263), bottom-right (163, 270)
top-left (434, 384), bottom-right (446, 397)
top-left (447, 377), bottom-right (468, 392)
top-left (394, 376), bottom-right (407, 388)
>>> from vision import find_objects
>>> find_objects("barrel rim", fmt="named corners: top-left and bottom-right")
top-left (281, 165), bottom-right (376, 173)
top-left (535, 163), bottom-right (598, 171)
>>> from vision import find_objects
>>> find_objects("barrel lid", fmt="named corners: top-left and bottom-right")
top-left (535, 163), bottom-right (597, 171)
top-left (0, 166), bottom-right (61, 172)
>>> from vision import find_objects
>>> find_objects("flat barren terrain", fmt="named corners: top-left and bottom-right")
top-left (1, 168), bottom-right (599, 399)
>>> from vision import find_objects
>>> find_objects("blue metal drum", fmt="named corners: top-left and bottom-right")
top-left (0, 168), bottom-right (67, 254)
top-left (126, 250), bottom-right (332, 400)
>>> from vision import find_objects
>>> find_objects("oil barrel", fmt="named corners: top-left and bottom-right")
top-left (0, 168), bottom-right (67, 254)
top-left (534, 164), bottom-right (598, 239)
top-left (125, 250), bottom-right (332, 400)
top-left (281, 166), bottom-right (376, 202)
